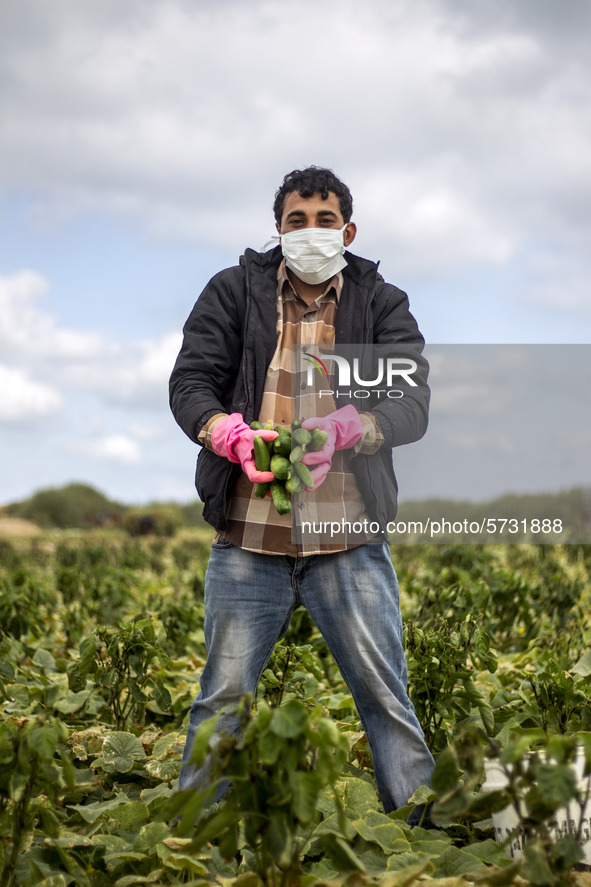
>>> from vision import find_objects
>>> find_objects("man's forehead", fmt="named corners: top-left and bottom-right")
top-left (282, 190), bottom-right (341, 216)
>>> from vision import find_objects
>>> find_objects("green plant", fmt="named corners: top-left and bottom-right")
top-left (431, 731), bottom-right (591, 886)
top-left (258, 641), bottom-right (324, 708)
top-left (0, 715), bottom-right (72, 887)
top-left (67, 619), bottom-right (173, 729)
top-left (405, 616), bottom-right (498, 752)
top-left (169, 698), bottom-right (349, 887)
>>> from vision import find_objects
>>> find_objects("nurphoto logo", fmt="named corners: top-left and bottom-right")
top-left (302, 349), bottom-right (418, 400)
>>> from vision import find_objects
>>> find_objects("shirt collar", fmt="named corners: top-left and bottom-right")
top-left (277, 258), bottom-right (343, 303)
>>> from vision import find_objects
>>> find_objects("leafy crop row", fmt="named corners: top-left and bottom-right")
top-left (0, 532), bottom-right (590, 886)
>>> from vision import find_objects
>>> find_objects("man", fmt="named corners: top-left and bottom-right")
top-left (169, 166), bottom-right (434, 816)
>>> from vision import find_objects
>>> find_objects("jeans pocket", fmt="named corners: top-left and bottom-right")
top-left (211, 535), bottom-right (234, 550)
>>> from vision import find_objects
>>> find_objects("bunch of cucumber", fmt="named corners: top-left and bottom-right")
top-left (250, 419), bottom-right (328, 516)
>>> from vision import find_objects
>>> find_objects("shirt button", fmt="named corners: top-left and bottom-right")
top-left (302, 346), bottom-right (308, 353)
top-left (298, 503), bottom-right (304, 509)
top-left (300, 383), bottom-right (306, 390)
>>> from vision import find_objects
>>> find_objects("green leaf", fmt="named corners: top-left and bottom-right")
top-left (500, 735), bottom-right (536, 764)
top-left (407, 784), bottom-right (436, 807)
top-left (152, 680), bottom-right (172, 711)
top-left (382, 860), bottom-right (432, 883)
top-left (521, 841), bottom-right (557, 886)
top-left (33, 647), bottom-right (57, 671)
top-left (101, 731), bottom-right (146, 773)
top-left (529, 761), bottom-right (577, 809)
top-left (110, 800), bottom-right (150, 831)
top-left (151, 732), bottom-right (184, 759)
top-left (321, 833), bottom-right (366, 873)
top-left (145, 757), bottom-right (180, 782)
top-left (339, 774), bottom-right (380, 818)
top-left (290, 769), bottom-right (319, 823)
top-left (438, 844), bottom-right (495, 878)
top-left (78, 635), bottom-right (97, 673)
top-left (140, 783), bottom-right (174, 807)
top-left (313, 811), bottom-right (356, 842)
top-left (188, 712), bottom-right (221, 768)
top-left (190, 805), bottom-right (242, 851)
top-left (218, 821), bottom-right (239, 860)
top-left (431, 746), bottom-right (459, 795)
top-left (28, 724), bottom-right (59, 760)
top-left (129, 678), bottom-right (147, 703)
top-left (132, 820), bottom-right (170, 854)
top-left (258, 728), bottom-right (283, 764)
top-left (69, 794), bottom-right (129, 823)
top-left (352, 810), bottom-right (409, 853)
top-left (478, 701), bottom-right (496, 735)
top-left (270, 699), bottom-right (310, 737)
top-left (53, 689), bottom-right (91, 714)
top-left (572, 650), bottom-right (591, 676)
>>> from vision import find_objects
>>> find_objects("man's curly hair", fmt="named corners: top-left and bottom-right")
top-left (273, 166), bottom-right (353, 225)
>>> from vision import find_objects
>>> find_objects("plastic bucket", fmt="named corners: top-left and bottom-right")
top-left (482, 751), bottom-right (591, 864)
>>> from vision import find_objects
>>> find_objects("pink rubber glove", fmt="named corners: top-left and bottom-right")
top-left (210, 413), bottom-right (277, 483)
top-left (300, 405), bottom-right (364, 489)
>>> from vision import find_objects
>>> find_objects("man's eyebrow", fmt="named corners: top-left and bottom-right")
top-left (285, 209), bottom-right (338, 220)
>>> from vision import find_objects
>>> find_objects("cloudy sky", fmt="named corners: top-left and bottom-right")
top-left (1, 0), bottom-right (590, 507)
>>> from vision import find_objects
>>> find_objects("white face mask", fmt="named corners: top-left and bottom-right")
top-left (280, 224), bottom-right (348, 284)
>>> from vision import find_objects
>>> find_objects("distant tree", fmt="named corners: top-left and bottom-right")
top-left (6, 483), bottom-right (123, 529)
top-left (121, 504), bottom-right (183, 537)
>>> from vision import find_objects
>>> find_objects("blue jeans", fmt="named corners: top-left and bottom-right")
top-left (179, 538), bottom-right (434, 813)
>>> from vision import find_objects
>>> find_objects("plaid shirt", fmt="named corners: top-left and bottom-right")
top-left (199, 260), bottom-right (383, 556)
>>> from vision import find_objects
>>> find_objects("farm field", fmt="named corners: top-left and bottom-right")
top-left (1, 530), bottom-right (591, 887)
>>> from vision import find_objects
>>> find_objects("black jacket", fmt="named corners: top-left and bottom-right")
top-left (169, 246), bottom-right (429, 531)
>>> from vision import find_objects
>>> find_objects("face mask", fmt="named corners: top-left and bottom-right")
top-left (280, 224), bottom-right (348, 284)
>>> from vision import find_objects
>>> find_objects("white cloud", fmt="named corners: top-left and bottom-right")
top-left (0, 267), bottom-right (181, 410)
top-left (0, 271), bottom-right (103, 360)
top-left (1, 0), bottom-right (590, 275)
top-left (0, 364), bottom-right (63, 421)
top-left (136, 332), bottom-right (183, 387)
top-left (82, 434), bottom-right (142, 464)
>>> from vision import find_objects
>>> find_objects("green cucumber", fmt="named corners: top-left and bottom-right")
top-left (308, 428), bottom-right (328, 451)
top-left (294, 461), bottom-right (314, 489)
top-left (287, 472), bottom-right (305, 494)
top-left (270, 455), bottom-right (290, 480)
top-left (270, 480), bottom-right (292, 515)
top-left (250, 420), bottom-right (265, 430)
top-left (291, 418), bottom-right (303, 431)
top-left (254, 482), bottom-right (269, 499)
top-left (273, 432), bottom-right (292, 458)
top-left (290, 445), bottom-right (305, 464)
top-left (292, 427), bottom-right (312, 447)
top-left (253, 435), bottom-right (270, 472)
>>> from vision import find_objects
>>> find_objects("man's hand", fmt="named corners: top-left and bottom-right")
top-left (300, 405), bottom-right (364, 490)
top-left (211, 413), bottom-right (278, 483)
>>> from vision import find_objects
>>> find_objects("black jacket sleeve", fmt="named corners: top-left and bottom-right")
top-left (366, 279), bottom-right (429, 450)
top-left (169, 265), bottom-right (246, 443)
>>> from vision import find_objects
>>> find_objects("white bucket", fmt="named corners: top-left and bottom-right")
top-left (482, 751), bottom-right (591, 865)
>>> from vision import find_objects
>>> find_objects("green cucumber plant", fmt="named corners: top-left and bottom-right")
top-left (431, 730), bottom-right (591, 886)
top-left (168, 697), bottom-right (349, 887)
top-left (67, 618), bottom-right (172, 730)
top-left (0, 714), bottom-right (72, 887)
top-left (405, 616), bottom-right (498, 752)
